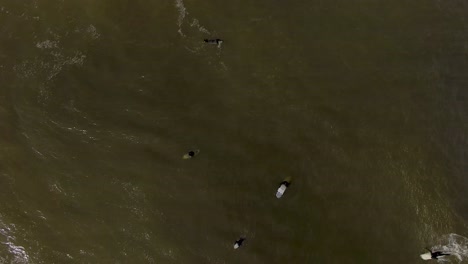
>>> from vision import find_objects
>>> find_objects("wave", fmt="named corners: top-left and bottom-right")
top-left (2, 242), bottom-right (30, 263)
top-left (0, 217), bottom-right (30, 263)
top-left (431, 233), bottom-right (468, 263)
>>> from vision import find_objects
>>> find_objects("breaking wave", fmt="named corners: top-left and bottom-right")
top-left (0, 217), bottom-right (30, 263)
top-left (431, 233), bottom-right (468, 263)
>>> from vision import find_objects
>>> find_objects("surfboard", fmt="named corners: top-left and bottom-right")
top-left (420, 252), bottom-right (432, 260)
top-left (276, 184), bottom-right (287, 198)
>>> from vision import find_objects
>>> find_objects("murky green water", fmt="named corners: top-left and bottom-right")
top-left (0, 0), bottom-right (467, 263)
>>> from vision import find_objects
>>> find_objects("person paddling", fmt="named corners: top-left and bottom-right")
top-left (233, 238), bottom-right (245, 249)
top-left (421, 247), bottom-right (450, 260)
top-left (204, 39), bottom-right (223, 47)
top-left (427, 248), bottom-right (450, 259)
top-left (182, 150), bottom-right (199, 159)
top-left (276, 177), bottom-right (292, 198)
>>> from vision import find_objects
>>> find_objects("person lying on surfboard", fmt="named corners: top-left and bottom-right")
top-left (204, 39), bottom-right (223, 47)
top-left (233, 237), bottom-right (245, 249)
top-left (204, 38), bottom-right (223, 44)
top-left (182, 150), bottom-right (199, 159)
top-left (276, 177), bottom-right (291, 198)
top-left (424, 247), bottom-right (450, 260)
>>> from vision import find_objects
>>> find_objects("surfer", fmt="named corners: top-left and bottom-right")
top-left (204, 39), bottom-right (223, 47)
top-left (421, 248), bottom-right (450, 260)
top-left (182, 150), bottom-right (199, 159)
top-left (233, 238), bottom-right (245, 249)
top-left (276, 177), bottom-right (291, 198)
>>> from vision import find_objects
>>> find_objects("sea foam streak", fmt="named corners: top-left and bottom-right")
top-left (174, 0), bottom-right (187, 36)
top-left (174, 0), bottom-right (211, 36)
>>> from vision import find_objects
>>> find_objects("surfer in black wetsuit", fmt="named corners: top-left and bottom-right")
top-left (426, 248), bottom-right (450, 259)
top-left (233, 237), bottom-right (245, 249)
top-left (280, 180), bottom-right (290, 187)
top-left (204, 39), bottom-right (223, 44)
top-left (183, 150), bottom-right (199, 159)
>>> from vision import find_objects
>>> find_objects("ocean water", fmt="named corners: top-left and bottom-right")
top-left (0, 0), bottom-right (467, 263)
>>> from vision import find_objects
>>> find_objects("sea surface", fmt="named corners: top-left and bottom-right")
top-left (0, 0), bottom-right (468, 263)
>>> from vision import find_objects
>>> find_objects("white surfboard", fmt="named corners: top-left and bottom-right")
top-left (420, 252), bottom-right (432, 260)
top-left (233, 238), bottom-right (245, 249)
top-left (276, 184), bottom-right (287, 198)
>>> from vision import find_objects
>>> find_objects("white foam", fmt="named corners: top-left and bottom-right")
top-left (86, 24), bottom-right (100, 39)
top-left (79, 249), bottom-right (95, 256)
top-left (48, 118), bottom-right (98, 143)
top-left (190, 19), bottom-right (210, 34)
top-left (15, 25), bottom-right (98, 105)
top-left (174, 0), bottom-right (213, 38)
top-left (49, 182), bottom-right (66, 194)
top-left (36, 210), bottom-right (47, 220)
top-left (432, 233), bottom-right (468, 262)
top-left (0, 218), bottom-right (30, 264)
top-left (36, 40), bottom-right (58, 49)
top-left (174, 0), bottom-right (188, 36)
top-left (2, 242), bottom-right (30, 263)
